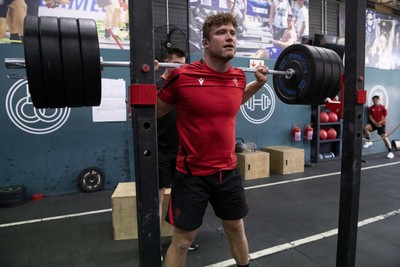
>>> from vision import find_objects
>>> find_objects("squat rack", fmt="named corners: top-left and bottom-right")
top-left (127, 0), bottom-right (366, 266)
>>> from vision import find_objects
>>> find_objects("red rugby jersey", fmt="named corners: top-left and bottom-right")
top-left (158, 60), bottom-right (246, 176)
top-left (369, 104), bottom-right (387, 124)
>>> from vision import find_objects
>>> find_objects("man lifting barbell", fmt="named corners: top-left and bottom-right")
top-left (156, 12), bottom-right (268, 267)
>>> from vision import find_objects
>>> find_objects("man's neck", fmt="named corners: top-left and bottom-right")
top-left (203, 55), bottom-right (231, 73)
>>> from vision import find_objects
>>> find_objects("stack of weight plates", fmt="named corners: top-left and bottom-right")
top-left (0, 185), bottom-right (27, 208)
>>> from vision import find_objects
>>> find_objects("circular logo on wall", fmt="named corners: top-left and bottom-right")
top-left (5, 79), bottom-right (71, 135)
top-left (240, 83), bottom-right (275, 124)
top-left (368, 85), bottom-right (389, 108)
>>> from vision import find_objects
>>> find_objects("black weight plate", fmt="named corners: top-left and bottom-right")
top-left (275, 60), bottom-right (307, 104)
top-left (78, 18), bottom-right (101, 106)
top-left (309, 46), bottom-right (333, 105)
top-left (325, 49), bottom-right (343, 99)
top-left (300, 45), bottom-right (326, 105)
top-left (273, 44), bottom-right (324, 105)
top-left (39, 16), bottom-right (66, 108)
top-left (0, 185), bottom-right (26, 200)
top-left (23, 16), bottom-right (47, 109)
top-left (0, 197), bottom-right (27, 208)
top-left (59, 17), bottom-right (85, 107)
top-left (78, 167), bottom-right (105, 193)
top-left (320, 48), bottom-right (337, 103)
top-left (0, 194), bottom-right (26, 205)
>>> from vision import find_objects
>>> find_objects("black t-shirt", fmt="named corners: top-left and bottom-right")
top-left (156, 77), bottom-right (179, 153)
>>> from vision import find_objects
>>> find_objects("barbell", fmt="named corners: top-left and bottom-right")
top-left (4, 15), bottom-right (344, 109)
top-left (5, 58), bottom-right (295, 78)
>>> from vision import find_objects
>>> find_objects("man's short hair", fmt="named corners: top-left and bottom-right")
top-left (372, 95), bottom-right (380, 100)
top-left (202, 12), bottom-right (238, 39)
top-left (287, 14), bottom-right (296, 21)
top-left (165, 48), bottom-right (186, 60)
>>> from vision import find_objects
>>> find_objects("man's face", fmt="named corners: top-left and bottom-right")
top-left (165, 54), bottom-right (186, 74)
top-left (287, 17), bottom-right (296, 28)
top-left (203, 23), bottom-right (237, 61)
top-left (166, 54), bottom-right (186, 65)
top-left (373, 97), bottom-right (380, 106)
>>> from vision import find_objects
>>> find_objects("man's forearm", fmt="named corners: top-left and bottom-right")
top-left (242, 81), bottom-right (264, 104)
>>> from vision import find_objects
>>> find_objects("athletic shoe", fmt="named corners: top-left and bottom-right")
top-left (363, 141), bottom-right (373, 148)
top-left (188, 244), bottom-right (199, 251)
top-left (387, 152), bottom-right (394, 159)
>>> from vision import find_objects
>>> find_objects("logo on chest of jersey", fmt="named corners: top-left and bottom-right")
top-left (198, 78), bottom-right (204, 85)
top-left (233, 78), bottom-right (238, 87)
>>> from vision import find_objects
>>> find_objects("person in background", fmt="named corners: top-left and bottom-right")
top-left (370, 19), bottom-right (396, 69)
top-left (269, 0), bottom-right (292, 41)
top-left (157, 12), bottom-right (268, 267)
top-left (271, 14), bottom-right (297, 49)
top-left (295, 0), bottom-right (308, 42)
top-left (251, 14), bottom-right (297, 59)
top-left (363, 95), bottom-right (394, 159)
top-left (97, 0), bottom-right (114, 39)
top-left (0, 0), bottom-right (26, 41)
top-left (155, 48), bottom-right (199, 261)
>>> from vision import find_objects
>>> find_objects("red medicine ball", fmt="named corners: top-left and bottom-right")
top-left (320, 129), bottom-right (328, 140)
top-left (327, 128), bottom-right (337, 139)
top-left (320, 111), bottom-right (329, 122)
top-left (328, 112), bottom-right (338, 122)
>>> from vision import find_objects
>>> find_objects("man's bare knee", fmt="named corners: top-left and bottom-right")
top-left (171, 227), bottom-right (197, 250)
top-left (222, 219), bottom-right (246, 237)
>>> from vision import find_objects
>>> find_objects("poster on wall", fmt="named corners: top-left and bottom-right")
top-left (189, 0), bottom-right (309, 59)
top-left (0, 0), bottom-right (129, 49)
top-left (365, 10), bottom-right (400, 70)
top-left (338, 7), bottom-right (400, 70)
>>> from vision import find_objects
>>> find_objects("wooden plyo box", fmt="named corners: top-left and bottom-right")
top-left (111, 182), bottom-right (173, 240)
top-left (236, 150), bottom-right (270, 180)
top-left (261, 146), bottom-right (304, 175)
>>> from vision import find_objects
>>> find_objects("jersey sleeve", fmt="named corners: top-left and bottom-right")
top-left (157, 69), bottom-right (180, 105)
top-left (382, 106), bottom-right (388, 117)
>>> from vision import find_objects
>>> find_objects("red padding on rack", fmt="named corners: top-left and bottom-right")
top-left (356, 90), bottom-right (367, 105)
top-left (129, 84), bottom-right (157, 105)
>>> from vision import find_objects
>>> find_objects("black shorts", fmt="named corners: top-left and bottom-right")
top-left (165, 168), bottom-right (249, 231)
top-left (158, 151), bottom-right (176, 189)
top-left (370, 123), bottom-right (387, 135)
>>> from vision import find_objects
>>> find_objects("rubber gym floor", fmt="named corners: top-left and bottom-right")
top-left (0, 152), bottom-right (399, 267)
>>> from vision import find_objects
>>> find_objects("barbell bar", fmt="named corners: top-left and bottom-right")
top-left (3, 15), bottom-right (343, 109)
top-left (5, 58), bottom-right (295, 79)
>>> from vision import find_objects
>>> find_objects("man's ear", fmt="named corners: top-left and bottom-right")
top-left (202, 39), bottom-right (208, 49)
